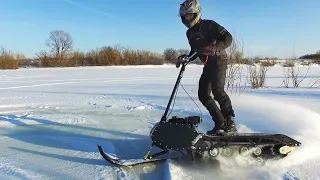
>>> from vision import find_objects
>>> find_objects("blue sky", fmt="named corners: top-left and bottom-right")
top-left (0, 0), bottom-right (319, 58)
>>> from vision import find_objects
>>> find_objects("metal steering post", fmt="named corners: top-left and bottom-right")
top-left (160, 52), bottom-right (197, 122)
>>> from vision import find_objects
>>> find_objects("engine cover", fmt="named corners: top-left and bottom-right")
top-left (150, 121), bottom-right (200, 150)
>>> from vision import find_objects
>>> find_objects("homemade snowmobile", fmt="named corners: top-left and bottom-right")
top-left (97, 52), bottom-right (302, 166)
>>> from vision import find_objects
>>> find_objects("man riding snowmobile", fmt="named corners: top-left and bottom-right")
top-left (97, 1), bottom-right (302, 164)
top-left (178, 0), bottom-right (237, 136)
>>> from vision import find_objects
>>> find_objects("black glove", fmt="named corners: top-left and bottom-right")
top-left (176, 54), bottom-right (189, 68)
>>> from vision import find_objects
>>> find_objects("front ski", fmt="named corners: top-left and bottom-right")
top-left (97, 145), bottom-right (169, 167)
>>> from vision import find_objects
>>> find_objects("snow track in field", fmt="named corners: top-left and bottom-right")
top-left (0, 65), bottom-right (320, 179)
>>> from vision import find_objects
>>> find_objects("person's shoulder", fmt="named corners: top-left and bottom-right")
top-left (201, 19), bottom-right (213, 22)
top-left (201, 19), bottom-right (219, 26)
top-left (202, 19), bottom-right (224, 31)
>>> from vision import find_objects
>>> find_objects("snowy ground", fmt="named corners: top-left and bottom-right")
top-left (0, 64), bottom-right (320, 180)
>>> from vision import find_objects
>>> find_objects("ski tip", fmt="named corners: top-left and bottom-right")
top-left (97, 144), bottom-right (104, 153)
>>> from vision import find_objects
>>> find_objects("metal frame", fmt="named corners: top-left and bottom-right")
top-left (145, 52), bottom-right (198, 159)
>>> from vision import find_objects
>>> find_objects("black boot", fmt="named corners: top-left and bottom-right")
top-left (206, 120), bottom-right (225, 135)
top-left (223, 115), bottom-right (238, 136)
top-left (206, 126), bottom-right (224, 135)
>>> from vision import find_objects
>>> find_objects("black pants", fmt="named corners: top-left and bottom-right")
top-left (198, 57), bottom-right (234, 128)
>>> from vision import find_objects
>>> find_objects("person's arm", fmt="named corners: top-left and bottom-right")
top-left (186, 31), bottom-right (198, 61)
top-left (208, 20), bottom-right (233, 50)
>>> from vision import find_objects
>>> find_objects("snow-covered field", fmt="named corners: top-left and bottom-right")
top-left (0, 64), bottom-right (320, 180)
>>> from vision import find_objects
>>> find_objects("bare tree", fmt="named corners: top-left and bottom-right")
top-left (281, 62), bottom-right (311, 88)
top-left (248, 64), bottom-right (268, 89)
top-left (279, 45), bottom-right (312, 88)
top-left (45, 30), bottom-right (73, 59)
top-left (225, 32), bottom-right (247, 94)
top-left (316, 50), bottom-right (320, 54)
top-left (0, 47), bottom-right (19, 69)
top-left (309, 79), bottom-right (320, 88)
top-left (163, 48), bottom-right (178, 63)
top-left (177, 48), bottom-right (189, 56)
top-left (35, 50), bottom-right (54, 67)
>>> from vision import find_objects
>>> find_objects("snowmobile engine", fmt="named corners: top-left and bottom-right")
top-left (149, 116), bottom-right (202, 151)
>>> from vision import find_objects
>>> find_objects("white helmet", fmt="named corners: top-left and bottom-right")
top-left (179, 0), bottom-right (202, 28)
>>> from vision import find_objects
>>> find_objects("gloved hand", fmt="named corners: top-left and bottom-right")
top-left (176, 54), bottom-right (189, 68)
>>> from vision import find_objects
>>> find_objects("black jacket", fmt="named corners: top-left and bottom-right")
top-left (186, 19), bottom-right (232, 62)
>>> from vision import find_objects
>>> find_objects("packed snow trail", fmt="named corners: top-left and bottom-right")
top-left (0, 65), bottom-right (320, 179)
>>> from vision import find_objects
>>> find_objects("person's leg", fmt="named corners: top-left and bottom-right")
top-left (198, 64), bottom-right (225, 134)
top-left (210, 58), bottom-right (237, 135)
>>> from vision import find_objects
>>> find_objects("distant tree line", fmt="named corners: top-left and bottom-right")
top-left (1, 29), bottom-right (320, 70)
top-left (299, 50), bottom-right (320, 64)
top-left (0, 30), bottom-right (167, 69)
top-left (163, 48), bottom-right (203, 64)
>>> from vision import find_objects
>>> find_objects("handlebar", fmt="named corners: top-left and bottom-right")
top-left (182, 51), bottom-right (198, 62)
top-left (176, 51), bottom-right (198, 68)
